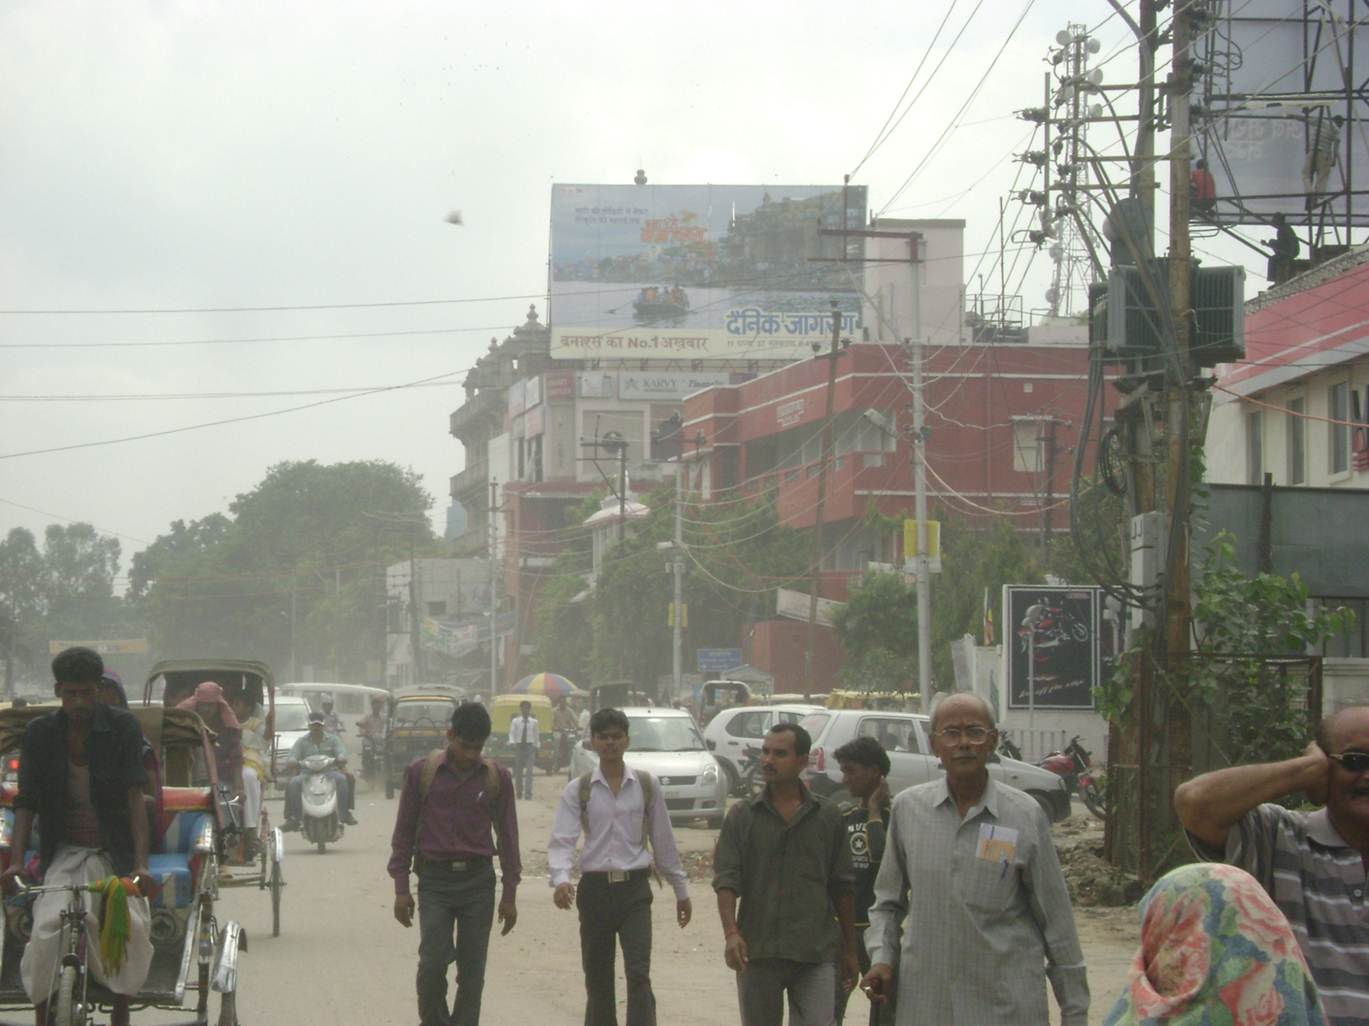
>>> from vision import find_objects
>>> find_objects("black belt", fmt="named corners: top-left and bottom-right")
top-left (580, 868), bottom-right (651, 884)
top-left (417, 854), bottom-right (492, 874)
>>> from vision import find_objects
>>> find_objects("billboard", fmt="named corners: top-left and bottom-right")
top-left (549, 183), bottom-right (866, 360)
top-left (1003, 586), bottom-right (1100, 710)
top-left (1197, 0), bottom-right (1369, 223)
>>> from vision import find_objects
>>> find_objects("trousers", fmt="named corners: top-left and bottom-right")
top-left (577, 872), bottom-right (655, 1026)
top-left (512, 743), bottom-right (536, 799)
top-left (737, 958), bottom-right (836, 1026)
top-left (20, 845), bottom-right (153, 1002)
top-left (835, 930), bottom-right (894, 1026)
top-left (416, 860), bottom-right (496, 1026)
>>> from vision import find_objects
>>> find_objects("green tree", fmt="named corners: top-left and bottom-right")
top-left (832, 571), bottom-right (918, 693)
top-left (0, 528), bottom-right (45, 693)
top-left (132, 460), bottom-right (433, 678)
top-left (41, 523), bottom-right (122, 638)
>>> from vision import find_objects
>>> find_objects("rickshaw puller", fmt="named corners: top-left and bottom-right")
top-left (1, 646), bottom-right (154, 1026)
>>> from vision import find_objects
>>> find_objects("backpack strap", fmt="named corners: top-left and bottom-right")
top-left (413, 750), bottom-right (505, 867)
top-left (412, 749), bottom-right (447, 868)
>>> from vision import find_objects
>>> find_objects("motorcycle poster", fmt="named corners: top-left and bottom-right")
top-left (1004, 586), bottom-right (1100, 710)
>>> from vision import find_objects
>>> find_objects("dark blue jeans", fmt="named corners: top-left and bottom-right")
top-left (416, 860), bottom-right (496, 1026)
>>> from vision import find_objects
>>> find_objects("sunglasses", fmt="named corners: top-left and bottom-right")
top-left (1329, 751), bottom-right (1369, 773)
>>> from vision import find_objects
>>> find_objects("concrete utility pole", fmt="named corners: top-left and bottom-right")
top-left (488, 479), bottom-right (499, 696)
top-left (408, 536), bottom-right (424, 685)
top-left (672, 467), bottom-right (685, 702)
top-left (1162, 0), bottom-right (1197, 825)
top-left (804, 300), bottom-right (843, 701)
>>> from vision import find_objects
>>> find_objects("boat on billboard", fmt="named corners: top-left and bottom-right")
top-left (549, 183), bottom-right (866, 361)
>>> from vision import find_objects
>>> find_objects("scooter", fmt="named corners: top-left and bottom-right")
top-left (299, 753), bottom-right (345, 853)
top-left (360, 734), bottom-right (382, 780)
top-left (1039, 736), bottom-right (1105, 819)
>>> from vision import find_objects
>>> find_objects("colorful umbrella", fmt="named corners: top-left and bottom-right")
top-left (512, 672), bottom-right (579, 698)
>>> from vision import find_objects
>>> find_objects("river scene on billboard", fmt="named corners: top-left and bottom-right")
top-left (549, 183), bottom-right (865, 360)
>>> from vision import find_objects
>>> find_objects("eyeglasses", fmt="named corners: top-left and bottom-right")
top-left (932, 725), bottom-right (993, 745)
top-left (1329, 751), bottom-right (1369, 773)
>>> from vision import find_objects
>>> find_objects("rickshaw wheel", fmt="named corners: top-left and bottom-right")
top-left (271, 859), bottom-right (283, 937)
top-left (53, 964), bottom-right (78, 1026)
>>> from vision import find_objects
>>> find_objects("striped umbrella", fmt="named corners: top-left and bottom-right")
top-left (512, 672), bottom-right (578, 698)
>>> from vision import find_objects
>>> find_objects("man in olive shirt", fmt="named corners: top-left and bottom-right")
top-left (714, 722), bottom-right (858, 1026)
top-left (834, 736), bottom-right (892, 1026)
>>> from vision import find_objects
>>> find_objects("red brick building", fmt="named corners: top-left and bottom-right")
top-left (680, 339), bottom-right (1113, 691)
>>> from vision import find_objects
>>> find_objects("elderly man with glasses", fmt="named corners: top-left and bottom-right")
top-left (1176, 706), bottom-right (1369, 1025)
top-left (860, 693), bottom-right (1088, 1026)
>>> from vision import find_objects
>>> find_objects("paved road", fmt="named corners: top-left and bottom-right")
top-left (195, 776), bottom-right (738, 1026)
top-left (134, 777), bottom-right (1136, 1025)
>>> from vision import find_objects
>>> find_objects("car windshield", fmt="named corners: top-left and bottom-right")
top-left (393, 701), bottom-right (452, 726)
top-left (274, 704), bottom-right (309, 731)
top-left (627, 716), bottom-right (705, 752)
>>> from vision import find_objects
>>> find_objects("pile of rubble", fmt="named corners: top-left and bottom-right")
top-left (1054, 813), bottom-right (1143, 908)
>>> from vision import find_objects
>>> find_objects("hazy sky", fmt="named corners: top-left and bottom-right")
top-left (0, 1), bottom-right (1244, 580)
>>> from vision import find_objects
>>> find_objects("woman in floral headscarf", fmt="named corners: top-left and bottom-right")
top-left (176, 682), bottom-right (243, 815)
top-left (1103, 862), bottom-right (1326, 1026)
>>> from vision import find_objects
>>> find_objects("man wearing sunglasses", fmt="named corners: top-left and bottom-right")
top-left (860, 693), bottom-right (1089, 1026)
top-left (1176, 707), bottom-right (1369, 1025)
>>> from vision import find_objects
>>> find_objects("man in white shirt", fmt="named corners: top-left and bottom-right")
top-left (508, 700), bottom-right (539, 800)
top-left (548, 708), bottom-right (692, 1026)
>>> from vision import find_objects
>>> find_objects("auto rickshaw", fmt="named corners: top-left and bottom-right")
top-left (144, 659), bottom-right (284, 938)
top-left (0, 705), bottom-right (246, 1026)
top-left (697, 680), bottom-right (751, 726)
top-left (588, 682), bottom-right (652, 713)
top-left (487, 694), bottom-right (555, 773)
top-left (384, 687), bottom-right (462, 799)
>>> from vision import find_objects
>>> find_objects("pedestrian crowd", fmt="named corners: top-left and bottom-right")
top-left (5, 647), bottom-right (1368, 1025)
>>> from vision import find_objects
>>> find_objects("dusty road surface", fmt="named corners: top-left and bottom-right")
top-left (146, 782), bottom-right (1141, 1025)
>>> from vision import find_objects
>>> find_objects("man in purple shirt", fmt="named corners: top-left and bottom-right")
top-left (388, 702), bottom-right (521, 1026)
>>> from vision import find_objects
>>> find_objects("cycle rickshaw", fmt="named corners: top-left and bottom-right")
top-left (144, 660), bottom-right (285, 938)
top-left (0, 704), bottom-right (246, 1026)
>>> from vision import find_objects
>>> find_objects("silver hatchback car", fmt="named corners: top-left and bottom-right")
top-left (570, 707), bottom-right (727, 828)
top-left (797, 709), bottom-right (1072, 822)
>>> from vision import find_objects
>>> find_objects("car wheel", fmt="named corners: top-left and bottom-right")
top-left (705, 812), bottom-right (724, 829)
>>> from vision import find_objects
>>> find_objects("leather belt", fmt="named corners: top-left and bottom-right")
top-left (419, 855), bottom-right (492, 874)
top-left (581, 868), bottom-right (651, 884)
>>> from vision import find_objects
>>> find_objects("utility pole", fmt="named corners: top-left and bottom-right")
top-left (910, 327), bottom-right (932, 714)
top-left (407, 535), bottom-right (423, 685)
top-left (672, 467), bottom-right (685, 703)
top-left (1162, 0), bottom-right (1197, 820)
top-left (289, 576), bottom-right (298, 682)
top-left (1041, 418), bottom-right (1060, 547)
top-left (803, 300), bottom-right (842, 701)
top-left (488, 479), bottom-right (500, 696)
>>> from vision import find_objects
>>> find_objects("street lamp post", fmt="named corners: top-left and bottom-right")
top-left (1021, 602), bottom-right (1045, 757)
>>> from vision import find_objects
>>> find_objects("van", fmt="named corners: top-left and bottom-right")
top-left (276, 682), bottom-right (389, 753)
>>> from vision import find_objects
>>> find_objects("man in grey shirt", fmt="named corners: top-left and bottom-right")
top-left (862, 694), bottom-right (1088, 1026)
top-left (1175, 706), bottom-right (1369, 1026)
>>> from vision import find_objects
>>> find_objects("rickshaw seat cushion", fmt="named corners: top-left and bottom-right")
top-left (149, 810), bottom-right (211, 909)
top-left (147, 853), bottom-right (195, 909)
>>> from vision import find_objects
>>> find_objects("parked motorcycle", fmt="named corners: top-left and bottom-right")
top-left (997, 734), bottom-right (1024, 761)
top-left (299, 753), bottom-right (346, 853)
top-left (1038, 736), bottom-right (1105, 819)
top-left (739, 743), bottom-right (764, 797)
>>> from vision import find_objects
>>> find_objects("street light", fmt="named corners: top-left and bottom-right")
top-left (1021, 602), bottom-right (1046, 756)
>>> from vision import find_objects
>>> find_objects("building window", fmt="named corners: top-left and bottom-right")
top-left (1329, 381), bottom-right (1350, 474)
top-left (1287, 397), bottom-right (1305, 485)
top-left (1246, 410), bottom-right (1263, 484)
top-left (1012, 421), bottom-right (1044, 473)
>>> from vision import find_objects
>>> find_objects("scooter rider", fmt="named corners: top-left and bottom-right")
top-left (358, 695), bottom-right (388, 776)
top-left (319, 693), bottom-right (346, 737)
top-left (283, 712), bottom-right (356, 831)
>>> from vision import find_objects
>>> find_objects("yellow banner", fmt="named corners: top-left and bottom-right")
top-left (902, 519), bottom-right (941, 559)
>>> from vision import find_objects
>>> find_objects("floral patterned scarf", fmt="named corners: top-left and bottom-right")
top-left (1103, 862), bottom-right (1326, 1026)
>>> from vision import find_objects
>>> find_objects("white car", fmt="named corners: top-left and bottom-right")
top-left (702, 703), bottom-right (825, 792)
top-left (269, 696), bottom-right (314, 791)
top-left (569, 707), bottom-right (727, 828)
